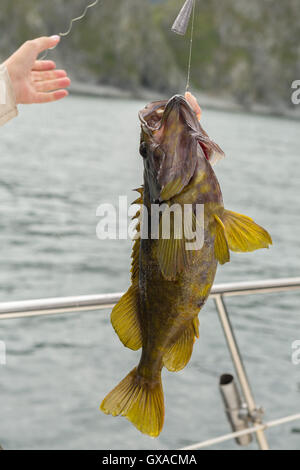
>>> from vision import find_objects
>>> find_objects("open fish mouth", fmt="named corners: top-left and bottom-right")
top-left (138, 99), bottom-right (168, 134)
top-left (138, 94), bottom-right (225, 202)
top-left (138, 94), bottom-right (200, 139)
top-left (138, 95), bottom-right (200, 202)
top-left (139, 94), bottom-right (225, 165)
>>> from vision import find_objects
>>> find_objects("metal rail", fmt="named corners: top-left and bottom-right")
top-left (0, 277), bottom-right (299, 320)
top-left (215, 294), bottom-right (269, 449)
top-left (181, 413), bottom-right (300, 450)
top-left (1, 276), bottom-right (300, 450)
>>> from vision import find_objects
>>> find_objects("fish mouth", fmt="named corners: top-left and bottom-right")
top-left (139, 95), bottom-right (201, 202)
top-left (138, 99), bottom-right (168, 134)
top-left (138, 94), bottom-right (199, 139)
top-left (162, 94), bottom-right (196, 123)
top-left (143, 94), bottom-right (225, 167)
top-left (138, 94), bottom-right (225, 202)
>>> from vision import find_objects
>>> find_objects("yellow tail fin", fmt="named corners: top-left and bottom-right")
top-left (100, 367), bottom-right (164, 437)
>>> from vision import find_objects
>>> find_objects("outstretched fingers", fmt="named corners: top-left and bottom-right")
top-left (34, 77), bottom-right (71, 93)
top-left (32, 69), bottom-right (67, 82)
top-left (33, 60), bottom-right (56, 72)
top-left (32, 73), bottom-right (71, 103)
top-left (34, 89), bottom-right (69, 104)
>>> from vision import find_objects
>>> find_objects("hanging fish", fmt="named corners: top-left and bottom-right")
top-left (100, 93), bottom-right (272, 437)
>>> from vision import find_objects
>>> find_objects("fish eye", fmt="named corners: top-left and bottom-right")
top-left (139, 142), bottom-right (148, 158)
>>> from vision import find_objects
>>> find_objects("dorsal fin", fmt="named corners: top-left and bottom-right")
top-left (111, 187), bottom-right (144, 351)
top-left (130, 187), bottom-right (143, 284)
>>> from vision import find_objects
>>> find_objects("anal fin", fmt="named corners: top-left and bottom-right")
top-left (163, 317), bottom-right (199, 372)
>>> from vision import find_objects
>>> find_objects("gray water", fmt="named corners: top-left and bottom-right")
top-left (0, 96), bottom-right (299, 450)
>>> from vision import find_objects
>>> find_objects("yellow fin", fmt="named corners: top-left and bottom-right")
top-left (220, 210), bottom-right (272, 252)
top-left (158, 237), bottom-right (192, 281)
top-left (193, 316), bottom-right (200, 338)
top-left (214, 215), bottom-right (230, 264)
top-left (111, 285), bottom-right (142, 351)
top-left (132, 186), bottom-right (144, 199)
top-left (130, 237), bottom-right (140, 284)
top-left (132, 186), bottom-right (143, 205)
top-left (111, 188), bottom-right (144, 350)
top-left (130, 187), bottom-right (143, 283)
top-left (158, 207), bottom-right (200, 280)
top-left (160, 178), bottom-right (183, 201)
top-left (100, 367), bottom-right (164, 437)
top-left (163, 319), bottom-right (199, 372)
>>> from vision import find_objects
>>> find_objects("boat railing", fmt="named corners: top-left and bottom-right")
top-left (1, 276), bottom-right (300, 450)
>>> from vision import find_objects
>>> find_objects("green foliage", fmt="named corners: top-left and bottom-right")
top-left (0, 0), bottom-right (299, 108)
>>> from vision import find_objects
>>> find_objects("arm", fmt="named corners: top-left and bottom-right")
top-left (0, 63), bottom-right (18, 126)
top-left (0, 36), bottom-right (71, 127)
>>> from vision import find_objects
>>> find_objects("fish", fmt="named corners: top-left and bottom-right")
top-left (100, 92), bottom-right (272, 437)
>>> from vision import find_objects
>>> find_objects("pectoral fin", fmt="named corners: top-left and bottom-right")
top-left (158, 208), bottom-right (201, 280)
top-left (160, 178), bottom-right (185, 201)
top-left (158, 237), bottom-right (193, 281)
top-left (219, 209), bottom-right (272, 253)
top-left (163, 317), bottom-right (199, 372)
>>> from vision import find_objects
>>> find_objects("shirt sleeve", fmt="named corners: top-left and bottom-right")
top-left (0, 64), bottom-right (18, 126)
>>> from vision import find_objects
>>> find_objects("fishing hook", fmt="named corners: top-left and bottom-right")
top-left (40, 0), bottom-right (100, 60)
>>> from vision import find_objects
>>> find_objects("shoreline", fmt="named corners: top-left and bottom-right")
top-left (69, 81), bottom-right (300, 121)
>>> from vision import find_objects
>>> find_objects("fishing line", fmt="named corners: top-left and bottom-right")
top-left (185, 0), bottom-right (196, 92)
top-left (40, 0), bottom-right (100, 60)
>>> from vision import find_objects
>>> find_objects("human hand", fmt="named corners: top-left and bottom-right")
top-left (4, 36), bottom-right (71, 105)
top-left (185, 91), bottom-right (202, 121)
